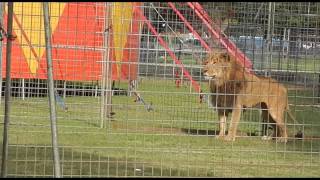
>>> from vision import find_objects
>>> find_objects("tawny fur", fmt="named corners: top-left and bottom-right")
top-left (203, 51), bottom-right (290, 143)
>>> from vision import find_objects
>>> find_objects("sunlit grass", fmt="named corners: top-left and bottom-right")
top-left (0, 78), bottom-right (319, 177)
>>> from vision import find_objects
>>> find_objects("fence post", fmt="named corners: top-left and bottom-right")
top-left (266, 2), bottom-right (275, 76)
top-left (0, 2), bottom-right (4, 104)
top-left (43, 2), bottom-right (61, 177)
top-left (63, 81), bottom-right (66, 99)
top-left (104, 4), bottom-right (113, 120)
top-left (100, 2), bottom-right (111, 128)
top-left (1, 2), bottom-right (14, 177)
top-left (21, 79), bottom-right (25, 100)
top-left (101, 2), bottom-right (113, 128)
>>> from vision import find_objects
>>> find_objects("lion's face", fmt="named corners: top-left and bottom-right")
top-left (202, 52), bottom-right (232, 86)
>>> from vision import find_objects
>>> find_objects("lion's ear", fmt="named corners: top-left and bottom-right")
top-left (220, 52), bottom-right (231, 62)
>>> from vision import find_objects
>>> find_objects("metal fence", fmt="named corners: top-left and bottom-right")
top-left (0, 2), bottom-right (319, 177)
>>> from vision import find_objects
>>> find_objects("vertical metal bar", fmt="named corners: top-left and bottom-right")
top-left (265, 2), bottom-right (271, 75)
top-left (271, 2), bottom-right (275, 73)
top-left (282, 27), bottom-right (286, 61)
top-left (135, 4), bottom-right (143, 91)
top-left (95, 84), bottom-right (97, 98)
top-left (22, 79), bottom-right (25, 100)
top-left (287, 28), bottom-right (290, 62)
top-left (101, 2), bottom-right (112, 128)
top-left (105, 3), bottom-right (113, 120)
top-left (0, 2), bottom-right (4, 104)
top-left (100, 13), bottom-right (106, 127)
top-left (1, 2), bottom-right (14, 177)
top-left (266, 2), bottom-right (274, 76)
top-left (42, 2), bottom-right (61, 177)
top-left (63, 81), bottom-right (66, 99)
top-left (318, 73), bottom-right (320, 103)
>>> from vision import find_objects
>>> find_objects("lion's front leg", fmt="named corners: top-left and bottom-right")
top-left (224, 104), bottom-right (242, 141)
top-left (216, 114), bottom-right (227, 139)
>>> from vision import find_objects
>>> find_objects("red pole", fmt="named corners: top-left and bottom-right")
top-left (193, 3), bottom-right (214, 28)
top-left (136, 8), bottom-right (201, 93)
top-left (167, 2), bottom-right (211, 52)
top-left (193, 2), bottom-right (231, 44)
top-left (187, 2), bottom-right (253, 72)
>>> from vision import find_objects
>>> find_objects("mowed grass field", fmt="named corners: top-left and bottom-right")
top-left (0, 78), bottom-right (319, 177)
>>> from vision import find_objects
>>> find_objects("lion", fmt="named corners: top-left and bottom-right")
top-left (202, 51), bottom-right (294, 143)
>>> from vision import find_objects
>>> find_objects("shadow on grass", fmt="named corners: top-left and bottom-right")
top-left (180, 128), bottom-right (259, 137)
top-left (1, 145), bottom-right (207, 178)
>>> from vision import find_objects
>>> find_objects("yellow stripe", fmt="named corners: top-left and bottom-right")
top-left (112, 2), bottom-right (134, 79)
top-left (11, 3), bottom-right (65, 74)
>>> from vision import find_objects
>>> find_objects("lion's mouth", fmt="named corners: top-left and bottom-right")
top-left (204, 75), bottom-right (216, 80)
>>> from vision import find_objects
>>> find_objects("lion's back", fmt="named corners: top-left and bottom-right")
top-left (241, 74), bottom-right (288, 108)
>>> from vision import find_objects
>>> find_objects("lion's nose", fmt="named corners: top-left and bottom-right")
top-left (203, 69), bottom-right (207, 74)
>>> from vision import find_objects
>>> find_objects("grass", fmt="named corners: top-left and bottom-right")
top-left (269, 56), bottom-right (320, 73)
top-left (0, 78), bottom-right (320, 177)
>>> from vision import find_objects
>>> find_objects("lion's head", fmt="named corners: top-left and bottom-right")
top-left (202, 51), bottom-right (235, 86)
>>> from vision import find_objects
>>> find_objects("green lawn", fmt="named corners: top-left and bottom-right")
top-left (269, 57), bottom-right (320, 73)
top-left (0, 78), bottom-right (320, 177)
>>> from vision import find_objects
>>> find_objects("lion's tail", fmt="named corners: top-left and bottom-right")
top-left (285, 96), bottom-right (299, 125)
top-left (286, 97), bottom-right (304, 138)
top-left (287, 107), bottom-right (298, 124)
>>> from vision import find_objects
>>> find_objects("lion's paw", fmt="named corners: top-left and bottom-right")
top-left (276, 137), bottom-right (288, 143)
top-left (215, 135), bottom-right (225, 139)
top-left (261, 135), bottom-right (272, 141)
top-left (224, 135), bottom-right (235, 142)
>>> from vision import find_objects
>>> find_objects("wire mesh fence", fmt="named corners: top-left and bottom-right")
top-left (0, 2), bottom-right (319, 177)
